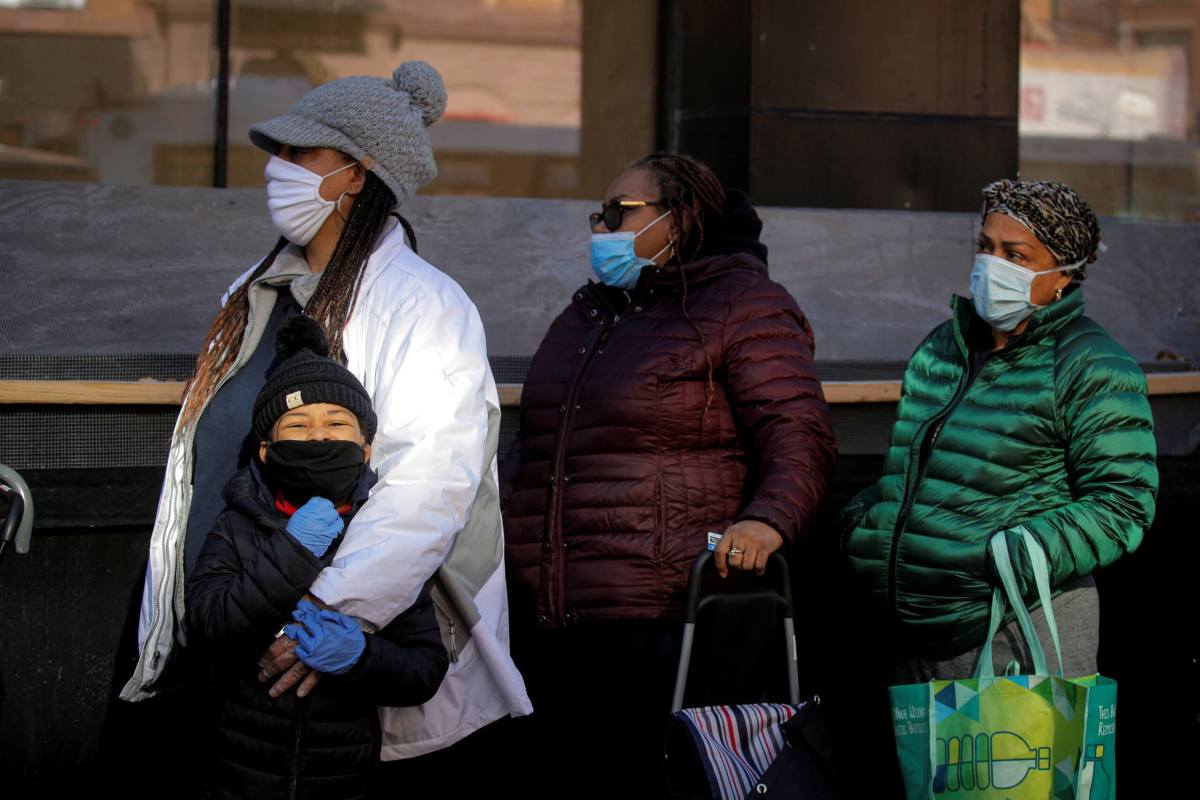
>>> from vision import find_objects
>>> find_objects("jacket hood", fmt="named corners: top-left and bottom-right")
top-left (696, 189), bottom-right (768, 264)
top-left (646, 250), bottom-right (769, 294)
top-left (643, 189), bottom-right (768, 291)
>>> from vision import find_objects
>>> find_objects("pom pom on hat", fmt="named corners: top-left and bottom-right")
top-left (392, 60), bottom-right (447, 127)
top-left (252, 316), bottom-right (378, 442)
top-left (275, 316), bottom-right (330, 362)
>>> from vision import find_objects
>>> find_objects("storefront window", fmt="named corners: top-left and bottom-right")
top-left (0, 1), bottom-right (218, 184)
top-left (226, 0), bottom-right (582, 196)
top-left (1020, 0), bottom-right (1200, 221)
top-left (0, 0), bottom-right (585, 196)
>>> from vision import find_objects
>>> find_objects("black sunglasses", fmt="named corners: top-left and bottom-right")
top-left (589, 199), bottom-right (665, 232)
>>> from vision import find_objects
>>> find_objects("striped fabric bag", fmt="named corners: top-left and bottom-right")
top-left (668, 702), bottom-right (806, 799)
top-left (666, 553), bottom-right (837, 798)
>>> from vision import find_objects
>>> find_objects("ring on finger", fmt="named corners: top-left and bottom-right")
top-left (728, 546), bottom-right (743, 558)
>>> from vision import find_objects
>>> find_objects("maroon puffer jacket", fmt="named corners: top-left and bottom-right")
top-left (502, 249), bottom-right (836, 628)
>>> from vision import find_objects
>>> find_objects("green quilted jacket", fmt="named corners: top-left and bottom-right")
top-left (844, 287), bottom-right (1158, 659)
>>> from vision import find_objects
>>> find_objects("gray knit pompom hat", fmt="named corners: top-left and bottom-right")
top-left (249, 61), bottom-right (447, 207)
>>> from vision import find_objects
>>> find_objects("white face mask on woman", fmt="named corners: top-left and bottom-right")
top-left (264, 155), bottom-right (356, 246)
top-left (970, 253), bottom-right (1082, 332)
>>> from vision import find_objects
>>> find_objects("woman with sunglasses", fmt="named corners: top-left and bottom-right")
top-left (501, 152), bottom-right (837, 792)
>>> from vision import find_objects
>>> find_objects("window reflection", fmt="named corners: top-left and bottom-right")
top-left (0, 0), bottom-right (583, 198)
top-left (226, 0), bottom-right (583, 197)
top-left (1020, 0), bottom-right (1200, 221)
top-left (0, 1), bottom-right (217, 184)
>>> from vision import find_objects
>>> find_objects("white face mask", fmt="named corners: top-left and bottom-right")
top-left (970, 253), bottom-right (1082, 332)
top-left (264, 155), bottom-right (356, 246)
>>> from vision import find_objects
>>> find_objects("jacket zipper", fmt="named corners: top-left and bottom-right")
top-left (289, 695), bottom-right (307, 800)
top-left (136, 272), bottom-right (280, 678)
top-left (431, 591), bottom-right (459, 662)
top-left (887, 349), bottom-right (993, 616)
top-left (546, 290), bottom-right (616, 625)
top-left (140, 447), bottom-right (183, 674)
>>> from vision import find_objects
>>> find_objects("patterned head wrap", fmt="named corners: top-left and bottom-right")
top-left (981, 179), bottom-right (1102, 280)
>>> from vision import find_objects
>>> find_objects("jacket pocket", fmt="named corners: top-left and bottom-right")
top-left (654, 472), bottom-right (667, 606)
top-left (838, 482), bottom-right (881, 554)
top-left (654, 473), bottom-right (669, 558)
top-left (428, 581), bottom-right (461, 664)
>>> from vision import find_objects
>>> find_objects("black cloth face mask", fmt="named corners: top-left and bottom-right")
top-left (262, 439), bottom-right (366, 506)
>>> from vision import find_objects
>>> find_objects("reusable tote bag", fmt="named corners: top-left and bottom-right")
top-left (890, 529), bottom-right (1118, 799)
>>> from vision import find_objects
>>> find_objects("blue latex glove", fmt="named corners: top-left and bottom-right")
top-left (284, 599), bottom-right (366, 675)
top-left (285, 497), bottom-right (344, 558)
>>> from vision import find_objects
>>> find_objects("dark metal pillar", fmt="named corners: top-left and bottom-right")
top-left (213, 0), bottom-right (232, 188)
top-left (660, 0), bottom-right (1021, 211)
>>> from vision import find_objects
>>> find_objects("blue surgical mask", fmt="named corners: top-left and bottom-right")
top-left (589, 211), bottom-right (673, 289)
top-left (970, 253), bottom-right (1081, 331)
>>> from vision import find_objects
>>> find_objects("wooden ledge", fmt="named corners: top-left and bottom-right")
top-left (2, 371), bottom-right (1197, 407)
top-left (0, 380), bottom-right (186, 405)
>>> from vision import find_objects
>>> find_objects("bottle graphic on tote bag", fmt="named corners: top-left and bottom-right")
top-left (1077, 744), bottom-right (1111, 800)
top-left (935, 731), bottom-right (1051, 793)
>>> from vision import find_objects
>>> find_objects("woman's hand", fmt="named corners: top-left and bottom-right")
top-left (258, 634), bottom-right (322, 698)
top-left (714, 520), bottom-right (784, 578)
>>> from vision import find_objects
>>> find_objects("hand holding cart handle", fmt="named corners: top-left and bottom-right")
top-left (671, 550), bottom-right (800, 712)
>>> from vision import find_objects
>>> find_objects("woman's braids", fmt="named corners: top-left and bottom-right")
top-left (632, 153), bottom-right (727, 415)
top-left (178, 169), bottom-right (397, 435)
top-left (304, 171), bottom-right (394, 358)
top-left (177, 237), bottom-right (286, 434)
top-left (632, 152), bottom-right (726, 264)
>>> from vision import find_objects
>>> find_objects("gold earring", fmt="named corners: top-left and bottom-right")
top-left (1055, 287), bottom-right (1063, 301)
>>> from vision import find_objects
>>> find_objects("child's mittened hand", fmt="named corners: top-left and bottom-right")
top-left (286, 608), bottom-right (366, 675)
top-left (285, 497), bottom-right (345, 557)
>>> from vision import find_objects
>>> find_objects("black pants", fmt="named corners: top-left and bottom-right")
top-left (373, 715), bottom-right (518, 797)
top-left (509, 618), bottom-right (683, 800)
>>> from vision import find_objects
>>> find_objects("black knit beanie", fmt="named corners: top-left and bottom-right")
top-left (252, 316), bottom-right (378, 443)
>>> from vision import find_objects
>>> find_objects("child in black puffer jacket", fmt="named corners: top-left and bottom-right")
top-left (186, 317), bottom-right (448, 800)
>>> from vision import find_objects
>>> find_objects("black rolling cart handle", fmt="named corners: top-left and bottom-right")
top-left (671, 550), bottom-right (800, 712)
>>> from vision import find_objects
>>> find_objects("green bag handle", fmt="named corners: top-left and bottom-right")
top-left (983, 535), bottom-right (1046, 677)
top-left (1018, 527), bottom-right (1063, 676)
top-left (975, 584), bottom-right (1010, 678)
top-left (977, 528), bottom-right (1064, 678)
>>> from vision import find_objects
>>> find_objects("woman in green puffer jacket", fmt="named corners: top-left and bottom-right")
top-left (844, 179), bottom-right (1158, 681)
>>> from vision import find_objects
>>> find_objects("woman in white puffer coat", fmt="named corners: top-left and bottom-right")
top-left (120, 61), bottom-right (531, 775)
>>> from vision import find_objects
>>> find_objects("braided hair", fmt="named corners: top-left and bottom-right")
top-left (178, 168), bottom-right (397, 434)
top-left (630, 153), bottom-right (727, 413)
top-left (631, 152), bottom-right (726, 264)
